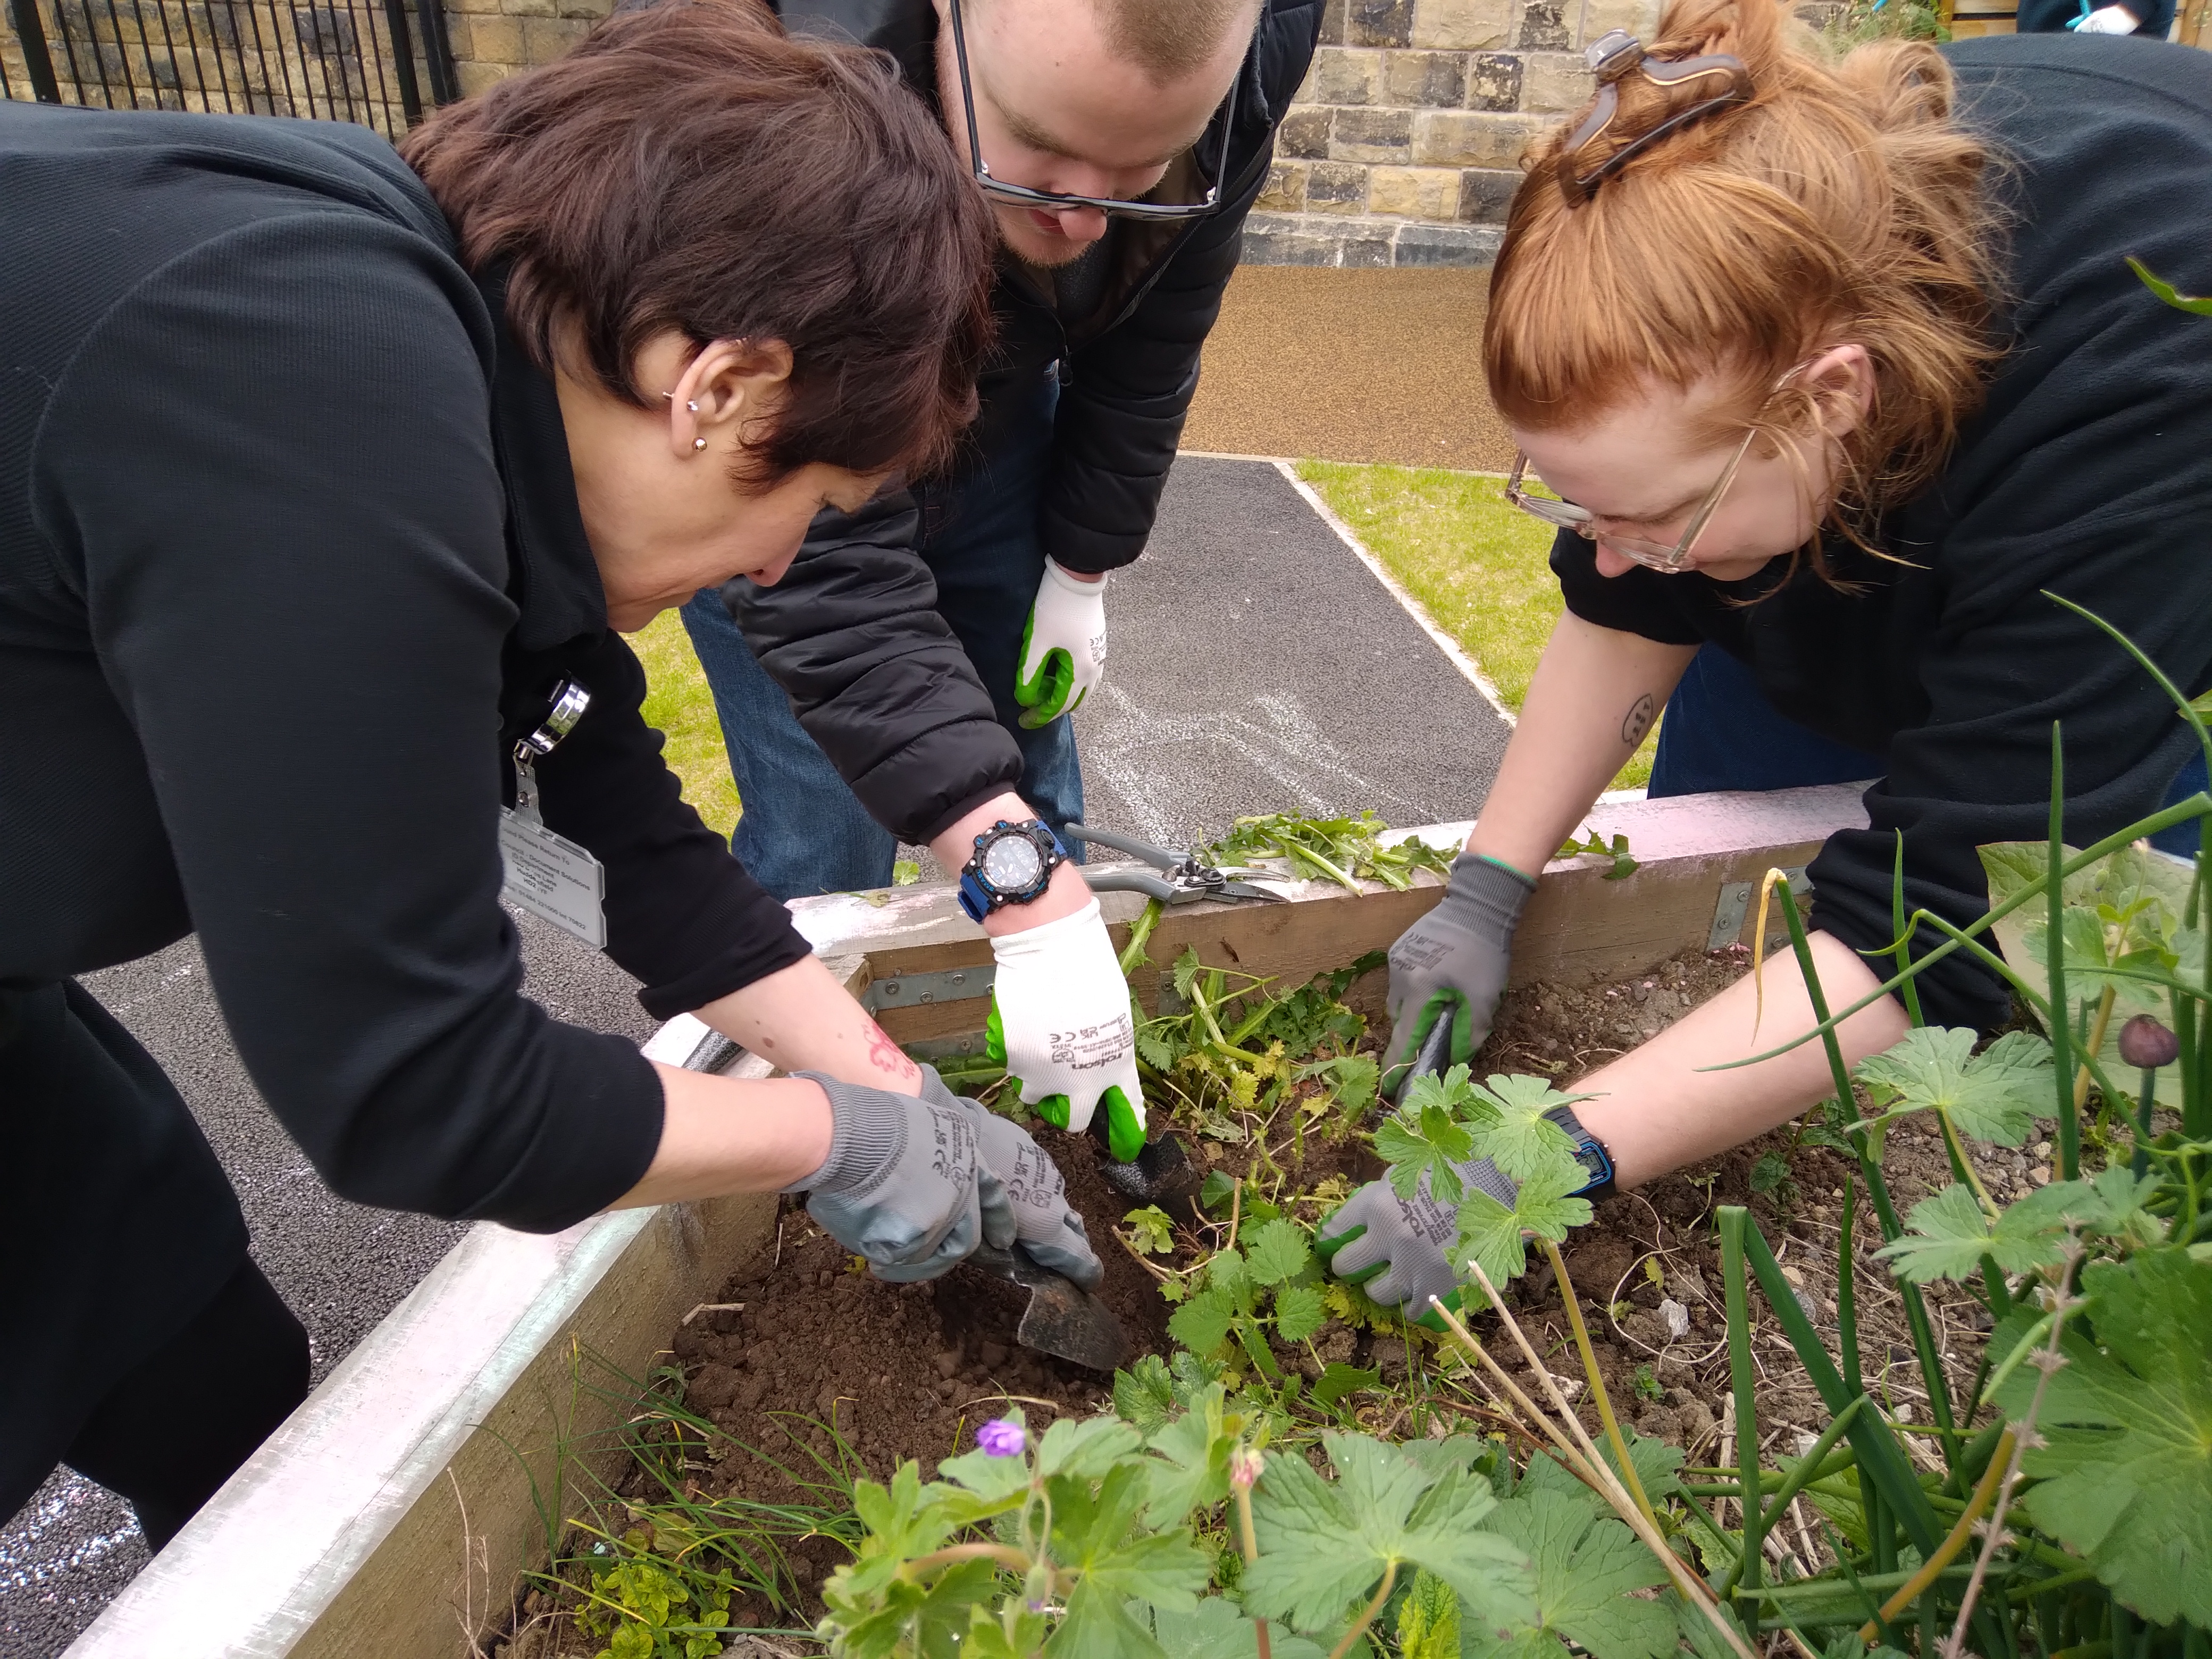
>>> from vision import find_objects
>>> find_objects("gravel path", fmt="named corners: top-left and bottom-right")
top-left (1180, 265), bottom-right (1513, 472)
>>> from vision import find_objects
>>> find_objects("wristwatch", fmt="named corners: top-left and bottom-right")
top-left (957, 819), bottom-right (1069, 923)
top-left (1543, 1103), bottom-right (1618, 1202)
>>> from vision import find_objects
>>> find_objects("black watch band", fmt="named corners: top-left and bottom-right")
top-left (1543, 1103), bottom-right (1618, 1202)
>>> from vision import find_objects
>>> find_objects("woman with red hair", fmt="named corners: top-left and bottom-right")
top-left (1321, 1), bottom-right (2212, 1314)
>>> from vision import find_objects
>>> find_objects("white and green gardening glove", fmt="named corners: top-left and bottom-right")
top-left (1384, 853), bottom-right (1537, 1090)
top-left (1013, 560), bottom-right (1107, 729)
top-left (984, 899), bottom-right (1147, 1162)
top-left (787, 1066), bottom-right (1011, 1283)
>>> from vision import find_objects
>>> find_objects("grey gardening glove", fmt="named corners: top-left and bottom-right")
top-left (1385, 853), bottom-right (1537, 1082)
top-left (1313, 1159), bottom-right (1519, 1327)
top-left (788, 1066), bottom-right (1008, 1283)
top-left (971, 1108), bottom-right (1106, 1291)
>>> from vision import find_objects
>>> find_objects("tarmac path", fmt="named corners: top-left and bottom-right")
top-left (1, 453), bottom-right (1511, 1656)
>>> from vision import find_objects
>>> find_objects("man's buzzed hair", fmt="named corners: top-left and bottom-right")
top-left (1090, 0), bottom-right (1258, 81)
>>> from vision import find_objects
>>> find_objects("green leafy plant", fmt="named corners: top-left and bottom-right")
top-left (1557, 825), bottom-right (1639, 881)
top-left (578, 1537), bottom-right (734, 1659)
top-left (1165, 1218), bottom-right (1329, 1378)
top-left (1204, 811), bottom-right (1453, 893)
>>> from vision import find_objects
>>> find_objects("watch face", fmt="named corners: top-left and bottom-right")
top-left (981, 834), bottom-right (1045, 892)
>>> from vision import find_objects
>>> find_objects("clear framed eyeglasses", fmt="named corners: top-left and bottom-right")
top-left (943, 0), bottom-right (1238, 224)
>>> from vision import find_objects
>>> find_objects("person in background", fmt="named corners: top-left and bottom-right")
top-left (1, 0), bottom-right (1097, 1553)
top-left (2017, 0), bottom-right (2175, 39)
top-left (672, 0), bottom-right (1322, 1162)
top-left (1318, 5), bottom-right (2212, 1318)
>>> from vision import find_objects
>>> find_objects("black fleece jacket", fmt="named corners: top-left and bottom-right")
top-left (0, 103), bottom-right (808, 1233)
top-left (1554, 35), bottom-right (2212, 1031)
top-left (730, 0), bottom-right (1323, 844)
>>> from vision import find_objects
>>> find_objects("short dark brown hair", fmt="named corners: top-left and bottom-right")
top-left (401, 0), bottom-right (995, 484)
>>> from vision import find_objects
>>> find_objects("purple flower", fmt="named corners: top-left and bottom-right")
top-left (976, 1417), bottom-right (1026, 1457)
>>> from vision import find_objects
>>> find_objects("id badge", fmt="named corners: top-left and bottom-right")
top-left (498, 809), bottom-right (607, 946)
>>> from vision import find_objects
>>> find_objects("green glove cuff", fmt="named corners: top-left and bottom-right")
top-left (1013, 612), bottom-right (1076, 727)
top-left (1390, 987), bottom-right (1474, 1070)
top-left (1100, 1085), bottom-right (1143, 1163)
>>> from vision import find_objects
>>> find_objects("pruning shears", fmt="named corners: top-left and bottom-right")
top-left (1065, 823), bottom-right (1287, 904)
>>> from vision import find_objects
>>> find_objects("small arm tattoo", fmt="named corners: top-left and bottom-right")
top-left (867, 1018), bottom-right (921, 1084)
top-left (1621, 692), bottom-right (1657, 747)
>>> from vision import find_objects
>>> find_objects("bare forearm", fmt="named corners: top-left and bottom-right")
top-left (692, 953), bottom-right (920, 1093)
top-left (1572, 931), bottom-right (1910, 1188)
top-left (928, 790), bottom-right (1091, 935)
top-left (612, 1070), bottom-right (833, 1208)
top-left (1464, 615), bottom-right (1695, 876)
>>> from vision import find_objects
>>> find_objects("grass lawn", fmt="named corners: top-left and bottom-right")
top-left (631, 608), bottom-right (742, 839)
top-left (1295, 459), bottom-right (1659, 790)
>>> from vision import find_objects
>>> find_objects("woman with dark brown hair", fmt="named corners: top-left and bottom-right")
top-left (0, 0), bottom-right (1100, 1549)
top-left (1320, 2), bottom-right (2212, 1319)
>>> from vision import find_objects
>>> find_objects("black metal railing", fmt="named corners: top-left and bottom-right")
top-left (2, 0), bottom-right (455, 139)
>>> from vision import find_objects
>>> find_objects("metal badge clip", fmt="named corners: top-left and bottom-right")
top-left (511, 678), bottom-right (590, 824)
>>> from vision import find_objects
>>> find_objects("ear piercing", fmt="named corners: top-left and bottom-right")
top-left (693, 438), bottom-right (708, 450)
top-left (659, 394), bottom-right (701, 412)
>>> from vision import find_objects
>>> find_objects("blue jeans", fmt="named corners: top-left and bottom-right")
top-left (1652, 643), bottom-right (2209, 859)
top-left (681, 382), bottom-right (1083, 900)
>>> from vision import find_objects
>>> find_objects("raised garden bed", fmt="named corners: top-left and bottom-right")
top-left (65, 784), bottom-right (1880, 1659)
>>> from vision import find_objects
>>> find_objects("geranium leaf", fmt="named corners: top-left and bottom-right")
top-left (1469, 1489), bottom-right (1672, 1659)
top-left (1875, 1183), bottom-right (2071, 1284)
top-left (1456, 1189), bottom-right (1529, 1288)
top-left (1244, 1434), bottom-right (1534, 1636)
top-left (1854, 1026), bottom-right (2048, 1147)
top-left (1465, 1074), bottom-right (1595, 1183)
top-left (1149, 1597), bottom-right (1328, 1658)
top-left (1512, 1162), bottom-right (1594, 1243)
top-left (1992, 1249), bottom-right (2212, 1627)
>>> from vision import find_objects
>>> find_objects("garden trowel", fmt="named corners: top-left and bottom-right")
top-left (969, 1241), bottom-right (1129, 1371)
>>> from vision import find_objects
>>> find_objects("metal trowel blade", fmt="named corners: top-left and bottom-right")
top-left (970, 1243), bottom-right (1130, 1372)
top-left (1095, 1128), bottom-right (1205, 1226)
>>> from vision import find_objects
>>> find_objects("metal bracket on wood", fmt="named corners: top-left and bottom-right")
top-left (1707, 866), bottom-right (1813, 952)
top-left (861, 964), bottom-right (996, 1012)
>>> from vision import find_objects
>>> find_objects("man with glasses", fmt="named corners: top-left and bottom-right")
top-left (674, 0), bottom-right (1319, 1160)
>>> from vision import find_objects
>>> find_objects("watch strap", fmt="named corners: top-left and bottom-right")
top-left (1542, 1102), bottom-right (1618, 1202)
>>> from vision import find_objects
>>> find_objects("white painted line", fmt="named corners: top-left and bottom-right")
top-left (1182, 448), bottom-right (1513, 483)
top-left (1271, 458), bottom-right (1518, 726)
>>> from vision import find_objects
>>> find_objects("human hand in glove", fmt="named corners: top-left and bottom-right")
top-left (1013, 560), bottom-right (1107, 728)
top-left (2071, 4), bottom-right (2139, 28)
top-left (985, 898), bottom-right (1147, 1163)
top-left (1312, 1158), bottom-right (1519, 1329)
top-left (1384, 853), bottom-right (1537, 1087)
top-left (787, 1066), bottom-right (1010, 1282)
top-left (970, 1105), bottom-right (1104, 1288)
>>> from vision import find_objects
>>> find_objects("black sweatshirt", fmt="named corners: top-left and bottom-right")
top-left (1553, 35), bottom-right (2212, 1031)
top-left (0, 104), bottom-right (809, 1231)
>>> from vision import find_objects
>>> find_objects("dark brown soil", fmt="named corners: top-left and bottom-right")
top-left (519, 944), bottom-right (2043, 1648)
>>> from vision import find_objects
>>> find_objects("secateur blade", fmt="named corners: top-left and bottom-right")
top-left (968, 1242), bottom-right (1130, 1371)
top-left (1393, 1003), bottom-right (1461, 1103)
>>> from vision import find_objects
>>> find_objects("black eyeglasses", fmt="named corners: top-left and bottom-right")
top-left (943, 0), bottom-right (1237, 223)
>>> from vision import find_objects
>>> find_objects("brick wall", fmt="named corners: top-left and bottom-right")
top-left (443, 0), bottom-right (607, 95)
top-left (1249, 0), bottom-right (1661, 266)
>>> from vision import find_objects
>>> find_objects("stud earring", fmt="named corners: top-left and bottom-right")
top-left (693, 438), bottom-right (708, 450)
top-left (688, 399), bottom-right (699, 413)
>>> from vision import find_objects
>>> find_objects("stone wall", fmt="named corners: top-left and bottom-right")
top-left (443, 0), bottom-right (606, 95)
top-left (1248, 0), bottom-right (1661, 266)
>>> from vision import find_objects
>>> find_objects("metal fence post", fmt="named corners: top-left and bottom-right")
top-left (379, 0), bottom-right (422, 122)
top-left (412, 0), bottom-right (455, 104)
top-left (6, 0), bottom-right (62, 101)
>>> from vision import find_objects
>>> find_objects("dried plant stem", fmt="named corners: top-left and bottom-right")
top-left (1539, 1237), bottom-right (1660, 1530)
top-left (2074, 985), bottom-right (2118, 1111)
top-left (1856, 1427), bottom-right (2015, 1641)
top-left (1431, 1286), bottom-right (1760, 1659)
top-left (1938, 1269), bottom-right (2080, 1659)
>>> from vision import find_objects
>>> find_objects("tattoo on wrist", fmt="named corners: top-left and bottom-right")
top-left (1621, 692), bottom-right (1657, 748)
top-left (867, 1019), bottom-right (920, 1083)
